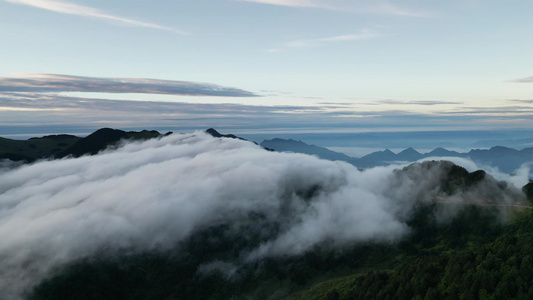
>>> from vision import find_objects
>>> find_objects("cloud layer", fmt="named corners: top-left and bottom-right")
top-left (2, 91), bottom-right (532, 148)
top-left (0, 132), bottom-right (527, 299)
top-left (0, 74), bottom-right (258, 97)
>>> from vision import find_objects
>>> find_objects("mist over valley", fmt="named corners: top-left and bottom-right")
top-left (0, 129), bottom-right (532, 299)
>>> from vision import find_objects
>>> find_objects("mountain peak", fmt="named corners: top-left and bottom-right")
top-left (260, 138), bottom-right (354, 162)
top-left (205, 128), bottom-right (243, 140)
top-left (358, 148), bottom-right (398, 167)
top-left (489, 146), bottom-right (518, 154)
top-left (427, 147), bottom-right (461, 157)
top-left (396, 147), bottom-right (422, 161)
top-left (399, 147), bottom-right (420, 154)
top-left (205, 128), bottom-right (223, 137)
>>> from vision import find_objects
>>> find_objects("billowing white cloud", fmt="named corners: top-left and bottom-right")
top-left (0, 133), bottom-right (526, 299)
top-left (5, 0), bottom-right (188, 34)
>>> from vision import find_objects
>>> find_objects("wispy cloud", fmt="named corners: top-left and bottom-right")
top-left (0, 74), bottom-right (258, 97)
top-left (240, 0), bottom-right (429, 17)
top-left (509, 99), bottom-right (533, 104)
top-left (267, 31), bottom-right (378, 53)
top-left (5, 0), bottom-right (188, 34)
top-left (437, 106), bottom-right (533, 117)
top-left (287, 32), bottom-right (378, 47)
top-left (0, 92), bottom-right (308, 113)
top-left (370, 100), bottom-right (463, 106)
top-left (511, 76), bottom-right (533, 83)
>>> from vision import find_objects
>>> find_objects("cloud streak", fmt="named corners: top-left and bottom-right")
top-left (0, 74), bottom-right (258, 97)
top-left (511, 76), bottom-right (533, 83)
top-left (369, 100), bottom-right (463, 106)
top-left (267, 31), bottom-right (378, 52)
top-left (240, 0), bottom-right (428, 17)
top-left (509, 99), bottom-right (533, 104)
top-left (286, 31), bottom-right (378, 48)
top-left (5, 0), bottom-right (188, 34)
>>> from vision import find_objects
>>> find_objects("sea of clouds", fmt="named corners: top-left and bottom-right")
top-left (0, 132), bottom-right (529, 299)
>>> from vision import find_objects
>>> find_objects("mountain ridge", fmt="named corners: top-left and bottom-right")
top-left (0, 128), bottom-right (163, 161)
top-left (1, 128), bottom-right (531, 175)
top-left (261, 138), bottom-right (533, 174)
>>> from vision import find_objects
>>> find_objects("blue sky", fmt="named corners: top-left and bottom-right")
top-left (0, 0), bottom-right (532, 146)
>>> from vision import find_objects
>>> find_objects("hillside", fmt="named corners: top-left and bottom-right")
top-left (0, 128), bottom-right (162, 161)
top-left (28, 158), bottom-right (531, 300)
top-left (31, 203), bottom-right (533, 300)
top-left (0, 134), bottom-right (80, 162)
top-left (56, 128), bottom-right (162, 158)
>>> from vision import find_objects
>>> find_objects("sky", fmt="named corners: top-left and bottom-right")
top-left (0, 0), bottom-right (532, 147)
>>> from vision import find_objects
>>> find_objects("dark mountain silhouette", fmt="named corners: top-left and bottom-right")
top-left (2, 129), bottom-right (532, 175)
top-left (0, 134), bottom-right (80, 162)
top-left (0, 128), bottom-right (162, 161)
top-left (208, 128), bottom-right (276, 152)
top-left (205, 128), bottom-right (244, 140)
top-left (466, 146), bottom-right (527, 173)
top-left (356, 149), bottom-right (397, 167)
top-left (426, 147), bottom-right (463, 157)
top-left (260, 138), bottom-right (354, 162)
top-left (57, 128), bottom-right (130, 158)
top-left (396, 147), bottom-right (423, 161)
top-left (57, 128), bottom-right (161, 158)
top-left (0, 128), bottom-right (251, 163)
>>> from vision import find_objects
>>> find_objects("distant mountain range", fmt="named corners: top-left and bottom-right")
top-left (260, 138), bottom-right (354, 162)
top-left (261, 138), bottom-right (533, 174)
top-left (1, 128), bottom-right (532, 175)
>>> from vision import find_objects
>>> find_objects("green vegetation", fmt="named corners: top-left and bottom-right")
top-left (298, 210), bottom-right (533, 300)
top-left (29, 203), bottom-right (533, 300)
top-left (0, 134), bottom-right (80, 161)
top-left (0, 128), bottom-right (162, 162)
